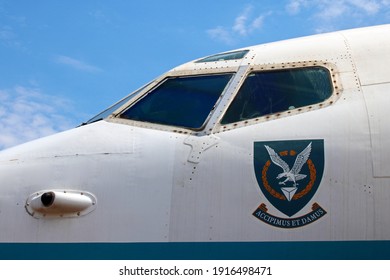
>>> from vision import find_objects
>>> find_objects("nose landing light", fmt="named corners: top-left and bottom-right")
top-left (25, 190), bottom-right (97, 219)
top-left (41, 192), bottom-right (55, 207)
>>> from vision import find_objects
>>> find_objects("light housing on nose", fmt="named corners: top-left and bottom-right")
top-left (25, 190), bottom-right (97, 218)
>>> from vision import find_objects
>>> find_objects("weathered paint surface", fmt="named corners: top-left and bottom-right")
top-left (0, 25), bottom-right (389, 245)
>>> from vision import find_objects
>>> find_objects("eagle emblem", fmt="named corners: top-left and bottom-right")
top-left (264, 142), bottom-right (312, 201)
top-left (253, 140), bottom-right (325, 218)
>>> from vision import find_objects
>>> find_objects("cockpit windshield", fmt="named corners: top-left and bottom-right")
top-left (119, 74), bottom-right (233, 129)
top-left (84, 83), bottom-right (151, 125)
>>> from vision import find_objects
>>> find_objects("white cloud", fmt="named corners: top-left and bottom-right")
top-left (348, 0), bottom-right (381, 14)
top-left (233, 6), bottom-right (253, 36)
top-left (0, 25), bottom-right (21, 48)
top-left (316, 2), bottom-right (349, 20)
top-left (313, 0), bottom-right (380, 20)
top-left (206, 26), bottom-right (234, 45)
top-left (251, 15), bottom-right (266, 30)
top-left (54, 55), bottom-right (102, 73)
top-left (207, 5), bottom-right (269, 45)
top-left (297, 0), bottom-right (386, 17)
top-left (285, 0), bottom-right (390, 32)
top-left (286, 0), bottom-right (310, 15)
top-left (0, 86), bottom-right (79, 150)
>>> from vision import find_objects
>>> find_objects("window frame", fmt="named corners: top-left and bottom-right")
top-left (212, 62), bottom-right (341, 133)
top-left (106, 62), bottom-right (340, 135)
top-left (108, 67), bottom-right (239, 135)
top-left (119, 73), bottom-right (234, 130)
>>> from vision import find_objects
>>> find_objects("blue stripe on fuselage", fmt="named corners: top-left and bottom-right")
top-left (0, 241), bottom-right (388, 260)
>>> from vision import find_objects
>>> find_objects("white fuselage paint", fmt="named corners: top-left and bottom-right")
top-left (0, 25), bottom-right (389, 243)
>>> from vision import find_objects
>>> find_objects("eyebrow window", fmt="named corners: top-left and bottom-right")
top-left (120, 74), bottom-right (233, 129)
top-left (196, 50), bottom-right (249, 63)
top-left (220, 67), bottom-right (333, 125)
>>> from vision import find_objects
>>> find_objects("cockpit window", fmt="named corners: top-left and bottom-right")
top-left (221, 67), bottom-right (332, 124)
top-left (84, 83), bottom-right (151, 125)
top-left (120, 74), bottom-right (233, 129)
top-left (196, 50), bottom-right (249, 63)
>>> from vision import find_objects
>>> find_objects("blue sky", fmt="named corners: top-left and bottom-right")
top-left (1, 0), bottom-right (390, 149)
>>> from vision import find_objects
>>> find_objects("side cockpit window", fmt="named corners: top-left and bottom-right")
top-left (120, 74), bottom-right (233, 129)
top-left (221, 67), bottom-right (333, 124)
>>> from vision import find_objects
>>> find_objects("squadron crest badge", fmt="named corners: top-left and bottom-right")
top-left (252, 139), bottom-right (326, 228)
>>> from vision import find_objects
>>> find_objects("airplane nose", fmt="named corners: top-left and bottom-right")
top-left (0, 121), bottom-right (136, 241)
top-left (0, 121), bottom-right (135, 195)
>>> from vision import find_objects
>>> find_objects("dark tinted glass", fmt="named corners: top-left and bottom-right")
top-left (121, 74), bottom-right (233, 129)
top-left (221, 67), bottom-right (332, 124)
